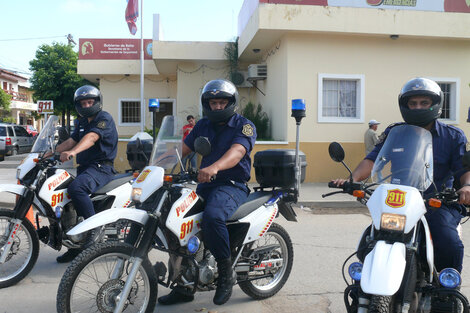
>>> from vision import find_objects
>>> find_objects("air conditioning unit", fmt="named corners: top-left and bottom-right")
top-left (230, 71), bottom-right (253, 88)
top-left (247, 64), bottom-right (267, 81)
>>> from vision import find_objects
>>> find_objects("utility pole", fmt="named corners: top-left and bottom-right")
top-left (66, 34), bottom-right (76, 46)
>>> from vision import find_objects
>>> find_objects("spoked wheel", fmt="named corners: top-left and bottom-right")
top-left (238, 223), bottom-right (294, 299)
top-left (57, 241), bottom-right (157, 313)
top-left (0, 208), bottom-right (39, 288)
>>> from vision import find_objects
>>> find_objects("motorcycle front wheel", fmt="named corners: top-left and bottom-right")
top-left (369, 295), bottom-right (393, 313)
top-left (57, 241), bottom-right (157, 313)
top-left (0, 208), bottom-right (39, 288)
top-left (238, 223), bottom-right (294, 299)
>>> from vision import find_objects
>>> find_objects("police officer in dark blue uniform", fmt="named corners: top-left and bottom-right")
top-left (158, 79), bottom-right (257, 306)
top-left (54, 85), bottom-right (118, 263)
top-left (333, 77), bottom-right (470, 309)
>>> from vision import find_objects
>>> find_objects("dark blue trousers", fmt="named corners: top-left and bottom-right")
top-left (68, 164), bottom-right (115, 219)
top-left (425, 205), bottom-right (464, 273)
top-left (197, 182), bottom-right (249, 261)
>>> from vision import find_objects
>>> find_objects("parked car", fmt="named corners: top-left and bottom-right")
top-left (23, 125), bottom-right (39, 137)
top-left (0, 123), bottom-right (35, 155)
top-left (0, 136), bottom-right (5, 161)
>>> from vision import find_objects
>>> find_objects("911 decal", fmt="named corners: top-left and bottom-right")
top-left (51, 192), bottom-right (64, 207)
top-left (180, 220), bottom-right (194, 239)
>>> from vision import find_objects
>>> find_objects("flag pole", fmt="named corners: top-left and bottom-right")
top-left (140, 0), bottom-right (144, 132)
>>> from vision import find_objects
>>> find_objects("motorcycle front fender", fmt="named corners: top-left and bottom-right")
top-left (67, 208), bottom-right (149, 236)
top-left (0, 184), bottom-right (26, 197)
top-left (360, 241), bottom-right (406, 296)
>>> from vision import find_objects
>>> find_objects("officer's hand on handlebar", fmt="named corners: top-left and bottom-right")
top-left (457, 185), bottom-right (470, 205)
top-left (60, 151), bottom-right (75, 163)
top-left (330, 178), bottom-right (348, 187)
top-left (197, 165), bottom-right (217, 183)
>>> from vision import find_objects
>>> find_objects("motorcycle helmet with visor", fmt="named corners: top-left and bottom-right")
top-left (398, 78), bottom-right (442, 127)
top-left (74, 85), bottom-right (103, 118)
top-left (201, 79), bottom-right (239, 123)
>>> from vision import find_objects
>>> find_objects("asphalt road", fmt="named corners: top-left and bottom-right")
top-left (0, 154), bottom-right (469, 313)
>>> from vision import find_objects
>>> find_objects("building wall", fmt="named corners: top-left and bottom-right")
top-left (284, 32), bottom-right (470, 144)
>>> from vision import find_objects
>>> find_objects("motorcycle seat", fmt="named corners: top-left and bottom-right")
top-left (93, 172), bottom-right (134, 195)
top-left (227, 191), bottom-right (273, 222)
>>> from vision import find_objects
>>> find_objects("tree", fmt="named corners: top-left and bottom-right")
top-left (241, 102), bottom-right (270, 140)
top-left (0, 88), bottom-right (11, 112)
top-left (29, 42), bottom-right (91, 130)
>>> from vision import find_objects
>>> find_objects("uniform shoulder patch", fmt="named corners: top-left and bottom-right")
top-left (97, 120), bottom-right (107, 129)
top-left (242, 124), bottom-right (254, 136)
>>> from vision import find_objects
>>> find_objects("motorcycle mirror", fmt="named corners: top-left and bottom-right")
top-left (328, 142), bottom-right (345, 163)
top-left (463, 151), bottom-right (470, 170)
top-left (194, 136), bottom-right (211, 157)
top-left (57, 127), bottom-right (70, 144)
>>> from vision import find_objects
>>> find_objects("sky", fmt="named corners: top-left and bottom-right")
top-left (0, 0), bottom-right (245, 76)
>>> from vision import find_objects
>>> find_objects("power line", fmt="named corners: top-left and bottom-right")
top-left (0, 35), bottom-right (66, 42)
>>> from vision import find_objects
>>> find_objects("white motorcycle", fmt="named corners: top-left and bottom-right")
top-left (56, 112), bottom-right (305, 313)
top-left (324, 124), bottom-right (470, 313)
top-left (0, 115), bottom-right (135, 288)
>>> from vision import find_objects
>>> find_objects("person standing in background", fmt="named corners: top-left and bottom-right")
top-left (181, 115), bottom-right (197, 170)
top-left (364, 119), bottom-right (380, 156)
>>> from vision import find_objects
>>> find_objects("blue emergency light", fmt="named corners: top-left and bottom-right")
top-left (149, 98), bottom-right (160, 110)
top-left (291, 99), bottom-right (306, 122)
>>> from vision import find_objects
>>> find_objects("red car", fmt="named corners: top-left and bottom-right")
top-left (24, 125), bottom-right (38, 137)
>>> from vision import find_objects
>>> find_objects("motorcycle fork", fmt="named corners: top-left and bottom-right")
top-left (0, 189), bottom-right (35, 264)
top-left (113, 215), bottom-right (159, 313)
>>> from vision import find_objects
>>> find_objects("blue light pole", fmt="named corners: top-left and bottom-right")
top-left (291, 99), bottom-right (306, 201)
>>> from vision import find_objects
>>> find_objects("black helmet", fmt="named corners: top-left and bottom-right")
top-left (398, 78), bottom-right (442, 127)
top-left (74, 85), bottom-right (103, 118)
top-left (201, 79), bottom-right (238, 123)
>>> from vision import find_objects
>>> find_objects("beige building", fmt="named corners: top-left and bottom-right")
top-left (0, 68), bottom-right (38, 127)
top-left (78, 0), bottom-right (470, 181)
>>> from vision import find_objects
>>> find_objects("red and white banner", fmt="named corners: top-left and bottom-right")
top-left (125, 0), bottom-right (139, 35)
top-left (79, 39), bottom-right (152, 60)
top-left (258, 0), bottom-right (470, 12)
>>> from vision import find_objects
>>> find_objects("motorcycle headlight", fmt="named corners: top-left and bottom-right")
top-left (380, 213), bottom-right (406, 232)
top-left (16, 168), bottom-right (21, 180)
top-left (131, 188), bottom-right (142, 202)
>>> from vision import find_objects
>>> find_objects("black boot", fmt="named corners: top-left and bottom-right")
top-left (56, 248), bottom-right (81, 263)
top-left (158, 287), bottom-right (194, 305)
top-left (213, 258), bottom-right (235, 305)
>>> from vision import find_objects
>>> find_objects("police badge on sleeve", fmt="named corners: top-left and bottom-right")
top-left (242, 124), bottom-right (254, 136)
top-left (97, 121), bottom-right (107, 129)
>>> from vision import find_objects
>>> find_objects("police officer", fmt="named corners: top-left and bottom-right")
top-left (54, 85), bottom-right (118, 263)
top-left (334, 78), bottom-right (470, 272)
top-left (158, 79), bottom-right (256, 306)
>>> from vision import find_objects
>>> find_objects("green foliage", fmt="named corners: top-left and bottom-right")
top-left (0, 117), bottom-right (16, 123)
top-left (144, 127), bottom-right (159, 138)
top-left (241, 102), bottom-right (270, 140)
top-left (0, 88), bottom-right (11, 111)
top-left (224, 38), bottom-right (239, 81)
top-left (29, 42), bottom-right (92, 116)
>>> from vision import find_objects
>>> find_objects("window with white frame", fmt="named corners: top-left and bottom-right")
top-left (433, 78), bottom-right (459, 123)
top-left (318, 74), bottom-right (364, 123)
top-left (120, 99), bottom-right (141, 125)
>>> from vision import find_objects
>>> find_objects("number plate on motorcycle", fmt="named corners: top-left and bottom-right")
top-left (385, 189), bottom-right (406, 208)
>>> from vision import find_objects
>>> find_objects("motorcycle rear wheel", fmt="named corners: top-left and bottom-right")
top-left (57, 241), bottom-right (157, 313)
top-left (238, 223), bottom-right (293, 299)
top-left (0, 208), bottom-right (39, 288)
